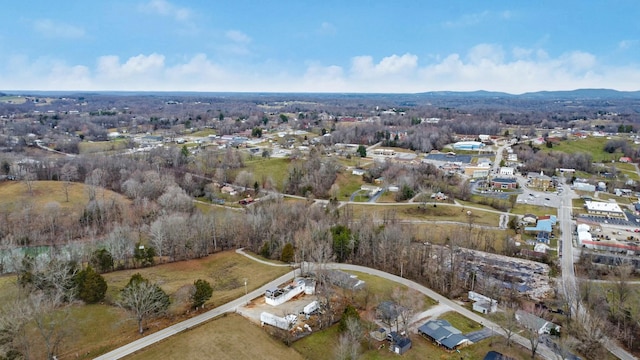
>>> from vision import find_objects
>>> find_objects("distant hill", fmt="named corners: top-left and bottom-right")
top-left (415, 89), bottom-right (640, 100)
top-left (519, 88), bottom-right (640, 99)
top-left (3, 88), bottom-right (640, 100)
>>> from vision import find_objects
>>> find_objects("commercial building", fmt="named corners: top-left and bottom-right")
top-left (584, 201), bottom-right (626, 219)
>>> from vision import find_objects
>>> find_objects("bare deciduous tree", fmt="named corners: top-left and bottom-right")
top-left (59, 163), bottom-right (78, 202)
top-left (118, 275), bottom-right (170, 334)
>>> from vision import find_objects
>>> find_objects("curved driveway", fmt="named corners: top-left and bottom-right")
top-left (96, 249), bottom-right (560, 360)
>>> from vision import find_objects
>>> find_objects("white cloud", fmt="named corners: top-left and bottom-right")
top-left (139, 0), bottom-right (192, 21)
top-left (32, 19), bottom-right (85, 39)
top-left (318, 22), bottom-right (337, 35)
top-left (618, 40), bottom-right (638, 50)
top-left (2, 46), bottom-right (640, 93)
top-left (226, 30), bottom-right (251, 44)
top-left (443, 10), bottom-right (513, 28)
top-left (97, 53), bottom-right (165, 79)
top-left (351, 54), bottom-right (418, 78)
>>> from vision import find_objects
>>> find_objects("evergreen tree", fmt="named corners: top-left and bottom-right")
top-left (190, 279), bottom-right (213, 309)
top-left (75, 266), bottom-right (107, 304)
top-left (280, 243), bottom-right (295, 263)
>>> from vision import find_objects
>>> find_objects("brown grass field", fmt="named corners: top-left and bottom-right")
top-left (126, 313), bottom-right (304, 360)
top-left (102, 251), bottom-right (291, 310)
top-left (345, 203), bottom-right (501, 227)
top-left (0, 251), bottom-right (291, 359)
top-left (0, 180), bottom-right (130, 219)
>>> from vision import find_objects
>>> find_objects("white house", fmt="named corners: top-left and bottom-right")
top-left (468, 291), bottom-right (497, 314)
top-left (499, 167), bottom-right (515, 177)
top-left (265, 279), bottom-right (305, 306)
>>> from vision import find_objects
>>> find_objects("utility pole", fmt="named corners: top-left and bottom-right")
top-left (244, 278), bottom-right (248, 305)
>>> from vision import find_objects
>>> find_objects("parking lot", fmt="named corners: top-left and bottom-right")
top-left (579, 211), bottom-right (640, 228)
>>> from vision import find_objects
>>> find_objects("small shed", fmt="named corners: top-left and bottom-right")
top-left (388, 331), bottom-right (412, 355)
top-left (370, 328), bottom-right (387, 342)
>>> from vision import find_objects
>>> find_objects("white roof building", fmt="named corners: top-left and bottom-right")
top-left (499, 167), bottom-right (515, 177)
top-left (584, 201), bottom-right (625, 218)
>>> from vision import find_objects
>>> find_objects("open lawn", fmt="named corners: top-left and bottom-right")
top-left (334, 172), bottom-right (366, 200)
top-left (0, 251), bottom-right (291, 359)
top-left (0, 180), bottom-right (129, 217)
top-left (542, 137), bottom-right (633, 163)
top-left (511, 203), bottom-right (557, 217)
top-left (595, 192), bottom-right (634, 205)
top-left (127, 313), bottom-right (303, 360)
top-left (614, 162), bottom-right (640, 181)
top-left (103, 251), bottom-right (291, 308)
top-left (241, 157), bottom-right (291, 190)
top-left (0, 95), bottom-right (27, 104)
top-left (346, 204), bottom-right (501, 227)
top-left (343, 271), bottom-right (437, 310)
top-left (293, 322), bottom-right (532, 360)
top-left (78, 139), bottom-right (130, 154)
top-left (189, 128), bottom-right (217, 137)
top-left (437, 311), bottom-right (482, 333)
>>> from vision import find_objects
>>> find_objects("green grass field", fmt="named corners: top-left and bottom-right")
top-left (511, 203), bottom-right (557, 217)
top-left (0, 95), bottom-right (27, 104)
top-left (334, 172), bottom-right (366, 200)
top-left (241, 157), bottom-right (291, 190)
top-left (293, 318), bottom-right (532, 360)
top-left (78, 139), bottom-right (130, 154)
top-left (437, 311), bottom-right (482, 333)
top-left (542, 137), bottom-right (633, 163)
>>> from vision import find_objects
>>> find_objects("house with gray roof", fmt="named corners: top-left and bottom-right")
top-left (417, 319), bottom-right (471, 351)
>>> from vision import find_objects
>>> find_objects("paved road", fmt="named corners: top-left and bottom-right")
top-left (557, 179), bottom-right (637, 360)
top-left (312, 262), bottom-right (558, 360)
top-left (93, 269), bottom-right (297, 360)
top-left (96, 250), bottom-right (559, 360)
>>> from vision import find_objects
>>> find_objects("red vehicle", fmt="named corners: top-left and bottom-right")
top-left (239, 198), bottom-right (254, 205)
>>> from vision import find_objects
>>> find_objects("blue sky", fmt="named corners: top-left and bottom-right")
top-left (0, 0), bottom-right (638, 93)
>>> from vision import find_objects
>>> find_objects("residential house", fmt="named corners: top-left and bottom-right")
top-left (521, 214), bottom-right (537, 224)
top-left (515, 310), bottom-right (560, 335)
top-left (388, 331), bottom-right (412, 355)
top-left (468, 291), bottom-right (498, 314)
top-left (619, 157), bottom-right (632, 163)
top-left (264, 279), bottom-right (305, 306)
top-left (483, 351), bottom-right (515, 360)
top-left (524, 216), bottom-right (556, 244)
top-left (352, 168), bottom-right (365, 176)
top-left (417, 320), bottom-right (471, 351)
